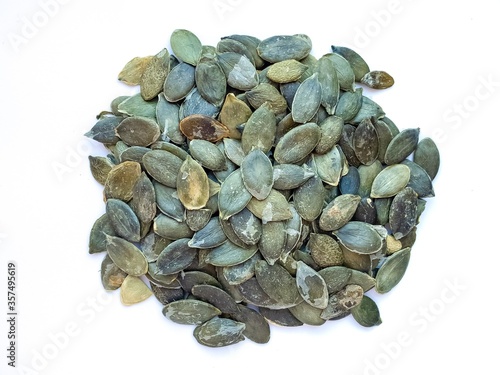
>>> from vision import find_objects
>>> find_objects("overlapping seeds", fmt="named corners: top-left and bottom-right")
top-left (86, 29), bottom-right (440, 348)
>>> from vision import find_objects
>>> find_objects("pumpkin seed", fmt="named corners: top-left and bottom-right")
top-left (351, 295), bottom-right (382, 327)
top-left (193, 317), bottom-right (246, 347)
top-left (120, 275), bottom-right (153, 306)
top-left (376, 247), bottom-right (411, 293)
top-left (105, 235), bottom-right (148, 276)
top-left (170, 29), bottom-right (202, 66)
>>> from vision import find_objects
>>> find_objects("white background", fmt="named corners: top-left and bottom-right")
top-left (1, 0), bottom-right (498, 374)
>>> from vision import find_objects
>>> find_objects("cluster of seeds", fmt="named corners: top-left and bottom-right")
top-left (86, 29), bottom-right (440, 347)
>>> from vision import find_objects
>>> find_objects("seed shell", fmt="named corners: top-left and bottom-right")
top-left (120, 275), bottom-right (153, 306)
top-left (105, 235), bottom-right (148, 276)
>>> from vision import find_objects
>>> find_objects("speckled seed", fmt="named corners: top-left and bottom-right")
top-left (246, 83), bottom-right (288, 115)
top-left (353, 117), bottom-right (379, 166)
top-left (274, 123), bottom-right (321, 164)
top-left (179, 114), bottom-right (230, 142)
top-left (105, 235), bottom-right (148, 276)
top-left (291, 73), bottom-right (322, 124)
top-left (254, 260), bottom-right (301, 307)
top-left (219, 94), bottom-right (253, 139)
top-left (389, 187), bottom-right (418, 240)
top-left (241, 103), bottom-right (277, 154)
top-left (370, 164), bottom-right (411, 199)
top-left (193, 317), bottom-right (246, 347)
top-left (413, 137), bottom-right (440, 180)
top-left (140, 48), bottom-right (170, 101)
top-left (267, 59), bottom-right (308, 83)
top-left (156, 238), bottom-right (196, 275)
top-left (296, 261), bottom-right (328, 309)
top-left (258, 220), bottom-right (286, 265)
top-left (104, 161), bottom-right (142, 201)
top-left (241, 148), bottom-right (274, 200)
top-left (320, 284), bottom-right (363, 320)
top-left (315, 115), bottom-right (344, 154)
top-left (163, 300), bottom-right (221, 325)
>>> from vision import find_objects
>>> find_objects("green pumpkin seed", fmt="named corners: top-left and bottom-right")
top-left (258, 220), bottom-right (286, 266)
top-left (191, 284), bottom-right (240, 315)
top-left (320, 193), bottom-right (360, 231)
top-left (351, 295), bottom-right (382, 327)
top-left (413, 137), bottom-right (440, 180)
top-left (331, 45), bottom-right (370, 82)
top-left (179, 114), bottom-right (229, 142)
top-left (389, 187), bottom-right (418, 240)
top-left (241, 103), bottom-right (276, 154)
top-left (194, 57), bottom-right (227, 107)
top-left (316, 56), bottom-right (340, 115)
top-left (237, 277), bottom-right (279, 308)
top-left (370, 164), bottom-right (411, 199)
top-left (246, 83), bottom-right (288, 114)
top-left (257, 35), bottom-right (311, 63)
top-left (291, 73), bottom-right (322, 124)
top-left (224, 34), bottom-right (265, 69)
top-left (353, 117), bottom-right (379, 166)
top-left (105, 235), bottom-right (148, 276)
top-left (156, 94), bottom-right (184, 144)
top-left (163, 62), bottom-right (196, 102)
top-left (218, 169), bottom-right (252, 220)
top-left (384, 128), bottom-right (420, 165)
top-left (315, 115), bottom-right (344, 154)
top-left (267, 59), bottom-right (308, 83)
top-left (219, 94), bottom-right (253, 140)
top-left (295, 261), bottom-right (328, 309)
top-left (153, 214), bottom-right (194, 240)
top-left (150, 283), bottom-right (184, 305)
top-left (153, 181), bottom-right (184, 222)
top-left (334, 221), bottom-right (384, 255)
top-left (170, 29), bottom-right (202, 66)
top-left (246, 189), bottom-right (293, 223)
top-left (188, 217), bottom-right (227, 249)
top-left (401, 159), bottom-right (435, 198)
top-left (88, 156), bottom-right (115, 185)
top-left (156, 238), bottom-right (196, 275)
top-left (313, 144), bottom-right (344, 186)
top-left (143, 150), bottom-right (183, 188)
top-left (241, 148), bottom-right (274, 200)
top-left (188, 139), bottom-right (226, 171)
top-left (229, 208), bottom-right (262, 246)
top-left (163, 300), bottom-right (221, 325)
top-left (272, 164), bottom-right (315, 190)
top-left (106, 198), bottom-right (141, 242)
top-left (376, 247), bottom-right (411, 293)
top-left (317, 266), bottom-right (352, 294)
top-left (103, 161), bottom-right (142, 201)
top-left (222, 252), bottom-right (262, 285)
top-left (274, 123), bottom-right (321, 164)
top-left (325, 53), bottom-right (356, 92)
top-left (193, 317), bottom-right (246, 347)
top-left (293, 175), bottom-right (326, 222)
top-left (255, 260), bottom-right (301, 307)
top-left (89, 213), bottom-right (116, 254)
top-left (288, 301), bottom-right (326, 326)
top-left (117, 93), bottom-right (157, 118)
top-left (259, 307), bottom-right (303, 327)
top-left (180, 88), bottom-right (220, 119)
top-left (205, 241), bottom-right (258, 267)
top-left (217, 52), bottom-right (258, 91)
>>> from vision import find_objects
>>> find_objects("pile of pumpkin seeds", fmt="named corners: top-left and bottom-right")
top-left (86, 29), bottom-right (440, 347)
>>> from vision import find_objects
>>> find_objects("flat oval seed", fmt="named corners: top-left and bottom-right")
top-left (192, 284), bottom-right (240, 315)
top-left (413, 137), bottom-right (440, 180)
top-left (219, 94), bottom-right (253, 140)
top-left (105, 235), bottom-right (148, 276)
top-left (153, 214), bottom-right (194, 240)
top-left (115, 116), bottom-right (160, 147)
top-left (401, 160), bottom-right (435, 198)
top-left (189, 139), bottom-right (226, 171)
top-left (293, 175), bottom-right (326, 222)
top-left (308, 233), bottom-right (344, 268)
top-left (177, 156), bottom-right (210, 210)
top-left (361, 70), bottom-right (395, 89)
top-left (231, 305), bottom-right (271, 344)
top-left (229, 208), bottom-right (262, 246)
top-left (389, 187), bottom-right (418, 240)
top-left (353, 117), bottom-right (379, 165)
top-left (89, 214), bottom-right (116, 254)
top-left (193, 317), bottom-right (246, 347)
top-left (205, 241), bottom-right (258, 267)
top-left (156, 238), bottom-right (196, 275)
top-left (319, 194), bottom-right (361, 231)
top-left (272, 164), bottom-right (315, 190)
top-left (384, 128), bottom-right (420, 165)
top-left (106, 198), bottom-right (141, 242)
top-left (140, 49), bottom-right (170, 101)
top-left (170, 29), bottom-right (202, 66)
top-left (267, 59), bottom-right (308, 83)
top-left (218, 169), bottom-right (252, 220)
top-left (130, 172), bottom-right (156, 225)
top-left (179, 114), bottom-right (230, 142)
top-left (318, 266), bottom-right (352, 294)
top-left (188, 217), bottom-right (227, 249)
top-left (255, 260), bottom-right (301, 307)
top-left (274, 123), bottom-right (321, 164)
top-left (117, 93), bottom-right (157, 118)
top-left (257, 35), bottom-right (312, 63)
top-left (143, 150), bottom-right (183, 188)
top-left (246, 189), bottom-right (293, 223)
top-left (163, 62), bottom-right (196, 102)
top-left (292, 73), bottom-right (321, 124)
top-left (195, 57), bottom-right (227, 106)
top-left (104, 161), bottom-right (142, 201)
top-left (351, 295), bottom-right (382, 327)
top-left (315, 115), bottom-right (344, 154)
top-left (376, 247), bottom-right (411, 293)
top-left (217, 52), bottom-right (259, 91)
top-left (331, 45), bottom-right (370, 82)
top-left (241, 148), bottom-right (274, 200)
top-left (246, 83), bottom-right (288, 115)
top-left (163, 300), bottom-right (221, 325)
top-left (316, 56), bottom-right (340, 115)
top-left (88, 156), bottom-right (114, 185)
top-left (334, 221), bottom-right (383, 255)
top-left (241, 103), bottom-right (277, 154)
top-left (120, 275), bottom-right (153, 306)
top-left (85, 116), bottom-right (122, 145)
top-left (258, 220), bottom-right (286, 266)
top-left (370, 164), bottom-right (411, 199)
top-left (153, 181), bottom-right (184, 222)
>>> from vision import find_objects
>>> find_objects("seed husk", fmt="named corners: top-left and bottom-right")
top-left (176, 155), bottom-right (210, 210)
top-left (104, 161), bottom-right (142, 202)
top-left (384, 128), bottom-right (420, 165)
top-left (257, 35), bottom-right (312, 63)
top-left (413, 137), bottom-right (440, 180)
top-left (106, 198), bottom-right (141, 242)
top-left (143, 150), bottom-right (183, 188)
top-left (267, 59), bottom-right (308, 83)
top-left (163, 62), bottom-right (196, 102)
top-left (351, 295), bottom-right (382, 327)
top-left (389, 187), bottom-right (418, 240)
top-left (193, 317), bottom-right (246, 347)
top-left (156, 238), bottom-right (196, 275)
top-left (120, 275), bottom-right (153, 306)
top-left (291, 73), bottom-right (322, 124)
top-left (334, 221), bottom-right (384, 255)
top-left (370, 164), bottom-right (411, 199)
top-left (118, 55), bottom-right (154, 86)
top-left (376, 247), bottom-right (411, 293)
top-left (241, 148), bottom-right (274, 200)
top-left (170, 29), bottom-right (202, 66)
top-left (101, 254), bottom-right (127, 290)
top-left (274, 123), bottom-right (321, 164)
top-left (105, 235), bottom-right (148, 276)
top-left (140, 48), bottom-right (171, 101)
top-left (179, 114), bottom-right (230, 142)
